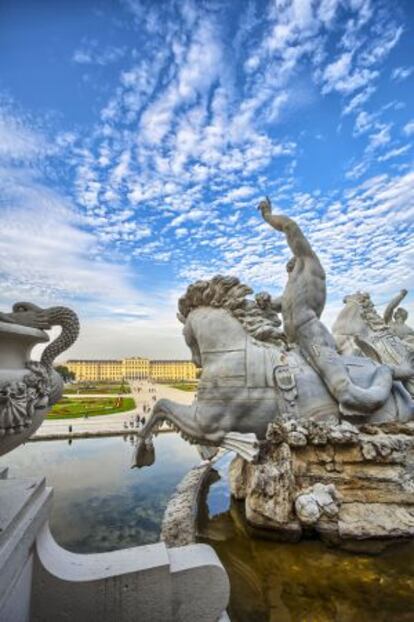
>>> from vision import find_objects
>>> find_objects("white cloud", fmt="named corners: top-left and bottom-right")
top-left (378, 145), bottom-right (410, 162)
top-left (345, 159), bottom-right (369, 180)
top-left (342, 86), bottom-right (375, 115)
top-left (403, 120), bottom-right (414, 136)
top-left (391, 66), bottom-right (413, 82)
top-left (0, 168), bottom-right (139, 308)
top-left (221, 186), bottom-right (257, 203)
top-left (367, 124), bottom-right (392, 151)
top-left (2, 0), bottom-right (412, 359)
top-left (0, 109), bottom-right (52, 161)
top-left (321, 52), bottom-right (353, 92)
top-left (72, 41), bottom-right (126, 66)
top-left (179, 170), bottom-right (414, 307)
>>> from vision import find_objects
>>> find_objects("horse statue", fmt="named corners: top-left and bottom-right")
top-left (133, 276), bottom-right (414, 467)
top-left (133, 201), bottom-right (414, 468)
top-left (332, 291), bottom-right (414, 396)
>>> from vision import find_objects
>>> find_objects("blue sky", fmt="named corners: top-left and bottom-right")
top-left (0, 0), bottom-right (413, 359)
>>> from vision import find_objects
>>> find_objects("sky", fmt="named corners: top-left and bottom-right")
top-left (0, 0), bottom-right (413, 361)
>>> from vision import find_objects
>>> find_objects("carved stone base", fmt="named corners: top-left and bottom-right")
top-left (0, 471), bottom-right (229, 621)
top-left (229, 419), bottom-right (414, 552)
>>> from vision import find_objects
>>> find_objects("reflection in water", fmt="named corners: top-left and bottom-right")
top-left (3, 437), bottom-right (414, 619)
top-left (0, 433), bottom-right (199, 553)
top-left (198, 455), bottom-right (414, 622)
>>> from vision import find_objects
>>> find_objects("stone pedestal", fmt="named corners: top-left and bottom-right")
top-left (229, 420), bottom-right (414, 552)
top-left (0, 471), bottom-right (229, 621)
top-left (0, 475), bottom-right (52, 622)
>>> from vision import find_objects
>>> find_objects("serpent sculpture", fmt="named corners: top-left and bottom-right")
top-left (0, 302), bottom-right (79, 445)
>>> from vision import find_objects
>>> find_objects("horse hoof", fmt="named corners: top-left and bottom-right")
top-left (132, 438), bottom-right (155, 468)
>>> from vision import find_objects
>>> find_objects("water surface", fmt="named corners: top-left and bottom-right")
top-left (0, 433), bottom-right (199, 553)
top-left (3, 436), bottom-right (414, 620)
top-left (198, 454), bottom-right (414, 622)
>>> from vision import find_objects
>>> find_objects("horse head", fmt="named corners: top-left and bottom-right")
top-left (333, 291), bottom-right (387, 355)
top-left (177, 274), bottom-right (285, 368)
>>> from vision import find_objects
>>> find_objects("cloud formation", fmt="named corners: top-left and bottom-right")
top-left (1, 0), bottom-right (413, 357)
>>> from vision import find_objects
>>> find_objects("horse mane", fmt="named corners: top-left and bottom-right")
top-left (343, 292), bottom-right (387, 332)
top-left (178, 274), bottom-right (285, 346)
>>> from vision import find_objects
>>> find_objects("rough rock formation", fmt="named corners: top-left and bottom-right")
top-left (229, 419), bottom-right (414, 552)
top-left (161, 461), bottom-right (216, 547)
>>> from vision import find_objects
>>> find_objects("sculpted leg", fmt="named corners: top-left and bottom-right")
top-left (132, 399), bottom-right (225, 468)
top-left (297, 320), bottom-right (393, 415)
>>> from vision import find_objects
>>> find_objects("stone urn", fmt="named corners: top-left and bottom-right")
top-left (0, 302), bottom-right (79, 456)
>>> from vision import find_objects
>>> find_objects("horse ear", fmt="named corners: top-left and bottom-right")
top-left (177, 312), bottom-right (185, 324)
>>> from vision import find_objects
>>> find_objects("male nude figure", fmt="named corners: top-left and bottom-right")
top-left (384, 289), bottom-right (414, 348)
top-left (258, 197), bottom-right (393, 415)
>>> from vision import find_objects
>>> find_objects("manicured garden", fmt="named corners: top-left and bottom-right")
top-left (64, 383), bottom-right (130, 395)
top-left (47, 397), bottom-right (136, 419)
top-left (169, 383), bottom-right (197, 392)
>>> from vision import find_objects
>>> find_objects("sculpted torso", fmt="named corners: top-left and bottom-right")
top-left (256, 201), bottom-right (326, 343)
top-left (282, 253), bottom-right (326, 342)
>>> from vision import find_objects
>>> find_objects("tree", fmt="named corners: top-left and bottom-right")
top-left (55, 365), bottom-right (76, 382)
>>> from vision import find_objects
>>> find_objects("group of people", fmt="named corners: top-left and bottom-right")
top-left (126, 381), bottom-right (159, 430)
top-left (123, 415), bottom-right (146, 430)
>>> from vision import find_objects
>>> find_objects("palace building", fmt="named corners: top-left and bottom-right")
top-left (65, 357), bottom-right (197, 383)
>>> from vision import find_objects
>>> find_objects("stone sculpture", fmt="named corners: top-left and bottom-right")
top-left (333, 291), bottom-right (414, 396)
top-left (0, 301), bottom-right (79, 455)
top-left (258, 198), bottom-right (411, 415)
top-left (384, 289), bottom-right (414, 348)
top-left (133, 199), bottom-right (414, 468)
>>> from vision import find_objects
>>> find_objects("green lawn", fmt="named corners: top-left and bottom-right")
top-left (169, 383), bottom-right (197, 392)
top-left (47, 397), bottom-right (136, 420)
top-left (64, 383), bottom-right (130, 395)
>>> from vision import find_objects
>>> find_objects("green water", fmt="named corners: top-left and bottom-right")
top-left (198, 455), bottom-right (414, 622)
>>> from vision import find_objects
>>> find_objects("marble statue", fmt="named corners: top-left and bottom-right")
top-left (133, 199), bottom-right (414, 467)
top-left (333, 291), bottom-right (414, 396)
top-left (384, 289), bottom-right (414, 348)
top-left (257, 198), bottom-right (409, 416)
top-left (0, 301), bottom-right (79, 455)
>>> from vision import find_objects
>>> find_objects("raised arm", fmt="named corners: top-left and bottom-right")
top-left (258, 197), bottom-right (314, 258)
top-left (384, 289), bottom-right (408, 324)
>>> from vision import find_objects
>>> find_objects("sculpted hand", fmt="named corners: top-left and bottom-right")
top-left (258, 197), bottom-right (287, 232)
top-left (257, 196), bottom-right (272, 220)
top-left (401, 289), bottom-right (408, 297)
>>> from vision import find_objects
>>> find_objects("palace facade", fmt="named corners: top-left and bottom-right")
top-left (65, 357), bottom-right (197, 383)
